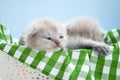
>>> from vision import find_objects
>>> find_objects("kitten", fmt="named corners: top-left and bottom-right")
top-left (19, 17), bottom-right (109, 55)
top-left (19, 18), bottom-right (68, 52)
top-left (66, 17), bottom-right (109, 55)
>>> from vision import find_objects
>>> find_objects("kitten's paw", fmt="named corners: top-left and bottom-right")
top-left (93, 44), bottom-right (110, 55)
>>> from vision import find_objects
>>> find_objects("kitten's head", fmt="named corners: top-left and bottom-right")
top-left (24, 18), bottom-right (68, 52)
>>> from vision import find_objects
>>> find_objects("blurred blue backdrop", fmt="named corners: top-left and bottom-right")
top-left (0, 0), bottom-right (120, 38)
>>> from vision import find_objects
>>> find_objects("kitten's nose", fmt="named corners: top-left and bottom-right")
top-left (55, 40), bottom-right (60, 46)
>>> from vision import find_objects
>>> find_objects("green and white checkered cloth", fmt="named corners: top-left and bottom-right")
top-left (0, 23), bottom-right (13, 44)
top-left (0, 23), bottom-right (120, 80)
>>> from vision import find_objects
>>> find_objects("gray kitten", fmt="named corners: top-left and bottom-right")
top-left (19, 17), bottom-right (109, 55)
top-left (67, 17), bottom-right (109, 55)
top-left (19, 18), bottom-right (68, 52)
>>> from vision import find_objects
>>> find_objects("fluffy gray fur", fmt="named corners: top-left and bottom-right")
top-left (67, 17), bottom-right (109, 55)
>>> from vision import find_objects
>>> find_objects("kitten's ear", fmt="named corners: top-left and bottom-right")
top-left (27, 28), bottom-right (38, 38)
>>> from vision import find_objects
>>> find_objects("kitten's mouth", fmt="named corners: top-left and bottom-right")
top-left (54, 45), bottom-right (63, 50)
top-left (54, 45), bottom-right (60, 48)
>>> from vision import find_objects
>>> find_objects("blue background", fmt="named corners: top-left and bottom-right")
top-left (0, 0), bottom-right (120, 38)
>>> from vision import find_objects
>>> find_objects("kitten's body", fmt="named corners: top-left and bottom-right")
top-left (67, 17), bottom-right (109, 55)
top-left (20, 18), bottom-right (68, 52)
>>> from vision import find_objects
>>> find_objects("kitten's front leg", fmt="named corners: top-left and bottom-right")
top-left (68, 37), bottom-right (110, 55)
top-left (80, 38), bottom-right (110, 55)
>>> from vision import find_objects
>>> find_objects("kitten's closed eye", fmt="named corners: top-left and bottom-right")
top-left (47, 37), bottom-right (52, 40)
top-left (41, 36), bottom-right (52, 40)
